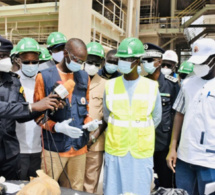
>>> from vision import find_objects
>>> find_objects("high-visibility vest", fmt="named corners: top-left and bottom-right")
top-left (105, 76), bottom-right (158, 159)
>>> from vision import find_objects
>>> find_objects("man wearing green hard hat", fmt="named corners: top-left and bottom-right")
top-left (15, 37), bottom-right (43, 180)
top-left (47, 32), bottom-right (67, 64)
top-left (83, 42), bottom-right (107, 194)
top-left (39, 46), bottom-right (54, 71)
top-left (103, 37), bottom-right (162, 195)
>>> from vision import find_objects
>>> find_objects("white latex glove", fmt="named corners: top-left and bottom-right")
top-left (55, 119), bottom-right (83, 138)
top-left (82, 119), bottom-right (102, 132)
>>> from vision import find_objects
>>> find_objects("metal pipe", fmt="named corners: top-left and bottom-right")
top-left (24, 0), bottom-right (27, 13)
top-left (55, 0), bottom-right (57, 11)
top-left (5, 17), bottom-right (7, 39)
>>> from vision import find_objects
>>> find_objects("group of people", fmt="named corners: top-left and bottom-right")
top-left (0, 31), bottom-right (214, 195)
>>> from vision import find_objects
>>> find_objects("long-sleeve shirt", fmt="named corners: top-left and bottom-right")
top-left (34, 65), bottom-right (91, 157)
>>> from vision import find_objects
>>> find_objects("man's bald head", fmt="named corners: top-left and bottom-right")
top-left (65, 38), bottom-right (88, 62)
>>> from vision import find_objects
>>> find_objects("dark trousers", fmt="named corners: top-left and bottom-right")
top-left (154, 150), bottom-right (175, 188)
top-left (0, 148), bottom-right (20, 180)
top-left (20, 152), bottom-right (41, 180)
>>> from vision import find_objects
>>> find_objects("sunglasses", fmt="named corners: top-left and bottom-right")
top-left (22, 60), bottom-right (39, 65)
top-left (86, 61), bottom-right (101, 67)
top-left (161, 63), bottom-right (172, 69)
top-left (67, 50), bottom-right (84, 65)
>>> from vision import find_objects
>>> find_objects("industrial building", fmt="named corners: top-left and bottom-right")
top-left (0, 0), bottom-right (215, 62)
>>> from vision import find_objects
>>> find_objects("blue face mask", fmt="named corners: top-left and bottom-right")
top-left (137, 66), bottom-right (142, 75)
top-left (118, 60), bottom-right (136, 74)
top-left (66, 59), bottom-right (81, 72)
top-left (142, 61), bottom-right (156, 74)
top-left (21, 64), bottom-right (39, 77)
top-left (105, 62), bottom-right (118, 74)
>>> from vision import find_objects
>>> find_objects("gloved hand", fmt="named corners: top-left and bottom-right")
top-left (54, 119), bottom-right (83, 138)
top-left (82, 119), bottom-right (102, 132)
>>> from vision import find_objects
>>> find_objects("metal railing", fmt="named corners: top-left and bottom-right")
top-left (93, 0), bottom-right (126, 31)
top-left (139, 0), bottom-right (207, 31)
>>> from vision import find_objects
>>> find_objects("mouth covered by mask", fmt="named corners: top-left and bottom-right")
top-left (65, 59), bottom-right (82, 72)
top-left (0, 58), bottom-right (13, 72)
top-left (22, 64), bottom-right (39, 77)
top-left (161, 68), bottom-right (172, 75)
top-left (142, 61), bottom-right (156, 74)
top-left (137, 66), bottom-right (142, 75)
top-left (85, 63), bottom-right (100, 76)
top-left (105, 62), bottom-right (118, 74)
top-left (52, 51), bottom-right (64, 63)
top-left (118, 60), bottom-right (136, 74)
top-left (194, 64), bottom-right (213, 78)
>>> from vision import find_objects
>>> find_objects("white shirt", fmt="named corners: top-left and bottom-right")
top-left (173, 75), bottom-right (215, 168)
top-left (15, 70), bottom-right (42, 154)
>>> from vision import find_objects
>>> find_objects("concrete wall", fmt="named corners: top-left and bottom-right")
top-left (58, 0), bottom-right (92, 44)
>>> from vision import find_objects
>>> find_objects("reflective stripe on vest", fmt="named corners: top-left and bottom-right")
top-left (105, 76), bottom-right (158, 159)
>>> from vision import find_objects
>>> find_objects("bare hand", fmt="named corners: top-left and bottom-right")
top-left (32, 94), bottom-right (60, 112)
top-left (58, 100), bottom-right (66, 110)
top-left (166, 148), bottom-right (177, 173)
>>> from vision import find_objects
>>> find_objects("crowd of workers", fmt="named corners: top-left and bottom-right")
top-left (0, 31), bottom-right (214, 195)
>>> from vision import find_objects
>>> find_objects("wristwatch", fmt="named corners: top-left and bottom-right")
top-left (91, 134), bottom-right (97, 143)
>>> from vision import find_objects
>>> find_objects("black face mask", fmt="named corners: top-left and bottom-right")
top-left (179, 73), bottom-right (187, 79)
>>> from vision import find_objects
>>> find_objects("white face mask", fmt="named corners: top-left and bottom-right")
top-left (118, 60), bottom-right (136, 74)
top-left (85, 63), bottom-right (100, 76)
top-left (105, 62), bottom-right (118, 74)
top-left (137, 66), bottom-right (142, 75)
top-left (52, 51), bottom-right (64, 63)
top-left (161, 68), bottom-right (172, 75)
top-left (21, 64), bottom-right (39, 77)
top-left (194, 64), bottom-right (210, 78)
top-left (0, 58), bottom-right (12, 72)
top-left (142, 61), bottom-right (156, 74)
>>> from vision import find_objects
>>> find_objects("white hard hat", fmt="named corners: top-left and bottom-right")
top-left (188, 38), bottom-right (215, 64)
top-left (162, 50), bottom-right (178, 63)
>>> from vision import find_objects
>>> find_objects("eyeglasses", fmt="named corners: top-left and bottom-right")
top-left (67, 50), bottom-right (84, 65)
top-left (22, 60), bottom-right (39, 65)
top-left (142, 58), bottom-right (160, 63)
top-left (161, 63), bottom-right (172, 69)
top-left (86, 61), bottom-right (101, 67)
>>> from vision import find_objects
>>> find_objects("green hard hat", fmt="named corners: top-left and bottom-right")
top-left (47, 32), bottom-right (67, 49)
top-left (10, 45), bottom-right (17, 57)
top-left (16, 38), bottom-right (41, 54)
top-left (87, 42), bottom-right (105, 58)
top-left (39, 47), bottom-right (52, 61)
top-left (115, 37), bottom-right (145, 58)
top-left (178, 61), bottom-right (194, 74)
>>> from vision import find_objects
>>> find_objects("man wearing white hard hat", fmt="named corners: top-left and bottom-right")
top-left (166, 38), bottom-right (215, 195)
top-left (162, 50), bottom-right (178, 77)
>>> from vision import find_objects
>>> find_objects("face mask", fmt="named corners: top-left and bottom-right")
top-left (65, 59), bottom-right (81, 72)
top-left (143, 61), bottom-right (156, 74)
top-left (0, 58), bottom-right (12, 72)
top-left (85, 63), bottom-right (99, 76)
top-left (161, 68), bottom-right (172, 75)
top-left (193, 64), bottom-right (211, 78)
top-left (137, 66), bottom-right (142, 75)
top-left (118, 60), bottom-right (136, 74)
top-left (105, 62), bottom-right (118, 74)
top-left (52, 51), bottom-right (64, 63)
top-left (21, 64), bottom-right (39, 77)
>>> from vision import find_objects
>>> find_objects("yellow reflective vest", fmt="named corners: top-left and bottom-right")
top-left (105, 76), bottom-right (158, 159)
